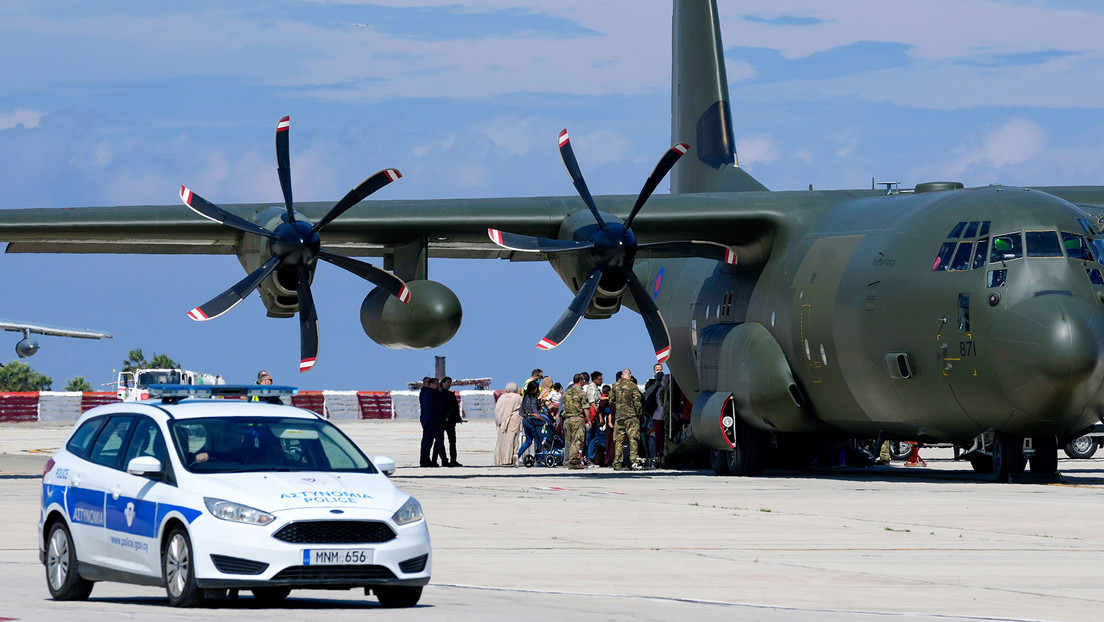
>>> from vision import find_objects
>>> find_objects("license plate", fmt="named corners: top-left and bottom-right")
top-left (302, 548), bottom-right (374, 565)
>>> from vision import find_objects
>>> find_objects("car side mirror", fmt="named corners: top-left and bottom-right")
top-left (127, 456), bottom-right (164, 479)
top-left (374, 455), bottom-right (396, 476)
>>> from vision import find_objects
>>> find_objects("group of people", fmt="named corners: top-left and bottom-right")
top-left (419, 376), bottom-right (465, 467)
top-left (493, 365), bottom-right (669, 470)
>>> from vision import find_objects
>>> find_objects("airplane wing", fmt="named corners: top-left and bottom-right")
top-left (0, 192), bottom-right (808, 261)
top-left (0, 320), bottom-right (112, 339)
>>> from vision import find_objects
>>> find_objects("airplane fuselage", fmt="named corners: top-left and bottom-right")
top-left (632, 185), bottom-right (1104, 446)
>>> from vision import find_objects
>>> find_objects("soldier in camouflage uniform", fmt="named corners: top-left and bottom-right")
top-left (561, 373), bottom-right (588, 469)
top-left (608, 368), bottom-right (642, 470)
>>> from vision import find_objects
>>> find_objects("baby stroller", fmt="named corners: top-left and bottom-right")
top-left (521, 414), bottom-right (565, 467)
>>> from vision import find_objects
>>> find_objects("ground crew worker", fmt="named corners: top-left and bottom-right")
top-left (608, 368), bottom-right (642, 470)
top-left (561, 373), bottom-right (589, 469)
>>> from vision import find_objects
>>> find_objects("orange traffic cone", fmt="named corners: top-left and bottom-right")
top-left (904, 442), bottom-right (927, 467)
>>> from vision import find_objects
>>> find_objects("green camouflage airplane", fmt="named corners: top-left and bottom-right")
top-left (1, 0), bottom-right (1102, 482)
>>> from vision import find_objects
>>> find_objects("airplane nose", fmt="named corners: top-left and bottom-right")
top-left (988, 294), bottom-right (1104, 422)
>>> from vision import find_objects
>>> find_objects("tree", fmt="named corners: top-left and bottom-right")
top-left (65, 377), bottom-right (93, 392)
top-left (122, 348), bottom-right (180, 373)
top-left (0, 361), bottom-right (52, 391)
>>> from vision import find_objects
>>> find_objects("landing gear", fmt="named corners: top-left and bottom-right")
top-left (709, 419), bottom-right (766, 476)
top-left (967, 453), bottom-right (993, 474)
top-left (992, 431), bottom-right (1026, 483)
top-left (1029, 435), bottom-right (1058, 475)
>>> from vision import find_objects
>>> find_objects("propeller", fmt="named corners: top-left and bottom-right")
top-left (488, 129), bottom-right (738, 364)
top-left (180, 116), bottom-right (410, 372)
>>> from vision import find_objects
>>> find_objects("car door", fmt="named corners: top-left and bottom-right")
top-left (70, 414), bottom-right (136, 567)
top-left (107, 415), bottom-right (173, 577)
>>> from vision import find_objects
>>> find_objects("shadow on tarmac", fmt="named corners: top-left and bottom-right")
top-left (86, 594), bottom-right (431, 610)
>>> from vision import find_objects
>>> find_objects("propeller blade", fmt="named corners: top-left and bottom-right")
top-left (310, 168), bottom-right (402, 235)
top-left (636, 240), bottom-right (738, 265)
top-left (275, 116), bottom-right (295, 225)
top-left (536, 267), bottom-right (603, 350)
top-left (625, 275), bottom-right (672, 364)
top-left (186, 256), bottom-right (281, 321)
top-left (488, 228), bottom-right (594, 254)
top-left (623, 143), bottom-right (690, 230)
top-left (179, 186), bottom-right (277, 240)
top-left (317, 250), bottom-right (411, 303)
top-left (296, 263), bottom-right (319, 372)
top-left (558, 129), bottom-right (608, 231)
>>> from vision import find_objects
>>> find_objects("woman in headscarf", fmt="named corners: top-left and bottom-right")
top-left (493, 382), bottom-right (523, 465)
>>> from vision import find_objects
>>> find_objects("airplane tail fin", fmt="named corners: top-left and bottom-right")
top-left (670, 0), bottom-right (768, 194)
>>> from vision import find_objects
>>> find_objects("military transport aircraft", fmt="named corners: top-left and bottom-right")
top-left (0, 320), bottom-right (111, 359)
top-left (0, 0), bottom-right (1102, 482)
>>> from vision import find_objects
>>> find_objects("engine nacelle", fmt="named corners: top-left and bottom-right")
top-left (16, 336), bottom-right (39, 358)
top-left (361, 279), bottom-right (462, 349)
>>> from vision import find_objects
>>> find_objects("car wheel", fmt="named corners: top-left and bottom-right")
top-left (375, 585), bottom-right (423, 608)
top-left (163, 526), bottom-right (203, 607)
top-left (252, 587), bottom-right (291, 604)
top-left (1063, 435), bottom-right (1097, 460)
top-left (45, 521), bottom-right (93, 601)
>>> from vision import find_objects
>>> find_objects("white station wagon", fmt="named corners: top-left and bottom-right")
top-left (39, 385), bottom-right (431, 607)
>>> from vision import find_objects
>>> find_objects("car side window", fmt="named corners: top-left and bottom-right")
top-left (87, 415), bottom-right (136, 469)
top-left (121, 416), bottom-right (167, 468)
top-left (66, 417), bottom-right (108, 459)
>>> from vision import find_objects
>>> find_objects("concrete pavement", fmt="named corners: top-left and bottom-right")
top-left (3, 419), bottom-right (1104, 621)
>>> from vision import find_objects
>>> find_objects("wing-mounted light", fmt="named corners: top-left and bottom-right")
top-left (179, 116), bottom-right (410, 372)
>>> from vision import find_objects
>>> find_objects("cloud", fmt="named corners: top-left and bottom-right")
top-left (736, 134), bottom-right (779, 166)
top-left (945, 118), bottom-right (1047, 178)
top-left (0, 108), bottom-right (42, 130)
top-left (742, 15), bottom-right (826, 27)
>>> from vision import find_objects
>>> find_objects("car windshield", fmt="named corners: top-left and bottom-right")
top-left (138, 370), bottom-right (182, 386)
top-left (170, 416), bottom-right (375, 474)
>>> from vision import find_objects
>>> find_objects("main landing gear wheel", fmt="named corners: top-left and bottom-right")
top-left (709, 447), bottom-right (732, 476)
top-left (967, 453), bottom-right (993, 474)
top-left (45, 521), bottom-right (93, 601)
top-left (1064, 435), bottom-right (1097, 459)
top-left (1030, 435), bottom-right (1059, 475)
top-left (992, 431), bottom-right (1026, 483)
top-left (728, 420), bottom-right (766, 476)
top-left (163, 526), bottom-right (203, 607)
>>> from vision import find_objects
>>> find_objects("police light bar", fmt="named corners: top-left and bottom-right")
top-left (147, 384), bottom-right (298, 403)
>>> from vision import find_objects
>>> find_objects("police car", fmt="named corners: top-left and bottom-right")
top-left (39, 385), bottom-right (430, 608)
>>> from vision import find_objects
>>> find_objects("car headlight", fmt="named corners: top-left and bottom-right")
top-left (392, 496), bottom-right (423, 526)
top-left (204, 498), bottom-right (275, 526)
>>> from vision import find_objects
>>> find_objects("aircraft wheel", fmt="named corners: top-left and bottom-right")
top-left (888, 441), bottom-right (914, 461)
top-left (1063, 435), bottom-right (1097, 459)
top-left (728, 420), bottom-right (766, 476)
top-left (1030, 435), bottom-right (1059, 475)
top-left (709, 447), bottom-right (732, 476)
top-left (967, 453), bottom-right (993, 474)
top-left (992, 431), bottom-right (1025, 483)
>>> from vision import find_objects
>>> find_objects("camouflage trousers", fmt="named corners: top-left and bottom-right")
top-left (613, 416), bottom-right (639, 468)
top-left (563, 417), bottom-right (585, 466)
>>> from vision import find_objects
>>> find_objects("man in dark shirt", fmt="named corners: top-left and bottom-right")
top-left (439, 376), bottom-right (464, 467)
top-left (419, 377), bottom-right (446, 467)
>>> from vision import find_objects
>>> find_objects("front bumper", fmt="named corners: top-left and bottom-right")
top-left (189, 508), bottom-right (432, 590)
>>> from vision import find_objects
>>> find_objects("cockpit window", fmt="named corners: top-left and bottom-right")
top-left (963, 221), bottom-right (979, 238)
top-left (972, 238), bottom-right (989, 269)
top-left (949, 242), bottom-right (973, 271)
top-left (990, 233), bottom-right (1023, 263)
top-left (1062, 232), bottom-right (1091, 260)
top-left (978, 221), bottom-right (991, 238)
top-left (947, 222), bottom-right (966, 239)
top-left (932, 242), bottom-right (956, 271)
top-left (1025, 231), bottom-right (1063, 257)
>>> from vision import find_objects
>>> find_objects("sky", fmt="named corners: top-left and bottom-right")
top-left (4, 0), bottom-right (1104, 391)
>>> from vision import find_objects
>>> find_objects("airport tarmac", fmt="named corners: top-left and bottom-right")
top-left (2, 418), bottom-right (1104, 621)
